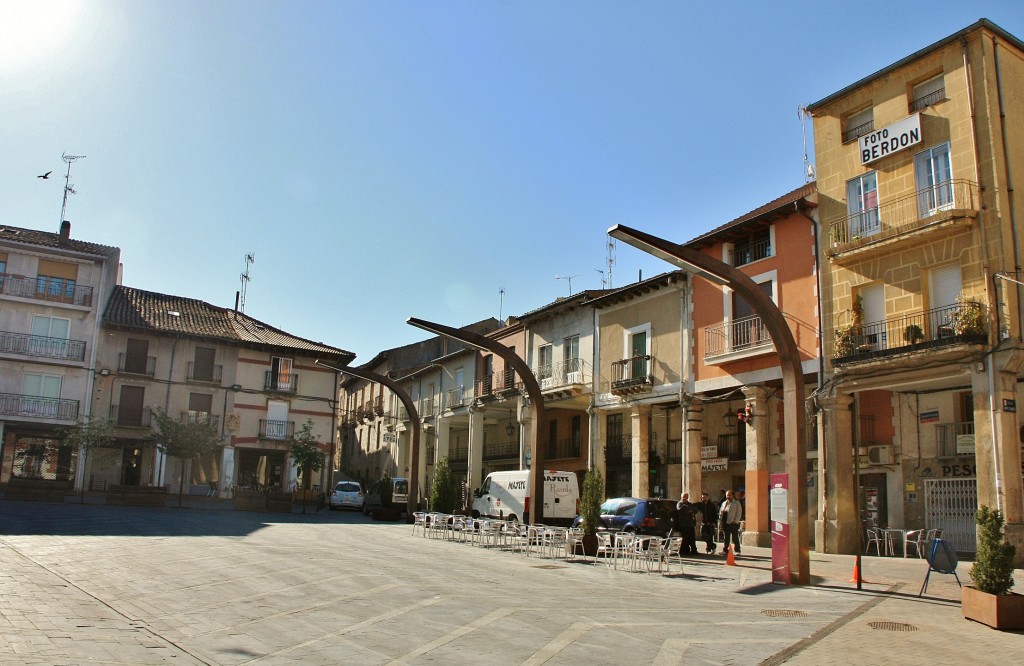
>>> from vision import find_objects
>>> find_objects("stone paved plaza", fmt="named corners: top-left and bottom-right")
top-left (1, 500), bottom-right (1022, 665)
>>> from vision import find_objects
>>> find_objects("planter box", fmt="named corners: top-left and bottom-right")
top-left (5, 478), bottom-right (73, 502)
top-left (265, 492), bottom-right (294, 513)
top-left (106, 485), bottom-right (167, 507)
top-left (233, 491), bottom-right (265, 512)
top-left (962, 586), bottom-right (1024, 630)
top-left (372, 508), bottom-right (404, 521)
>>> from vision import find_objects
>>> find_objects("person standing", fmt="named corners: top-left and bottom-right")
top-left (696, 491), bottom-right (718, 554)
top-left (719, 489), bottom-right (744, 555)
top-left (673, 492), bottom-right (698, 555)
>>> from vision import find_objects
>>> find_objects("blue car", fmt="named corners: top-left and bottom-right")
top-left (573, 497), bottom-right (677, 536)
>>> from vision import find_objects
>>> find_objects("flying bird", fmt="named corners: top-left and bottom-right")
top-left (37, 171), bottom-right (52, 179)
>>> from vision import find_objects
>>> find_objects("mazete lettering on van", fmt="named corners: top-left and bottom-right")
top-left (507, 481), bottom-right (527, 490)
top-left (544, 475), bottom-right (570, 483)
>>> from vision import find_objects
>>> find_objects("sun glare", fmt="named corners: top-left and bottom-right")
top-left (0, 0), bottom-right (83, 74)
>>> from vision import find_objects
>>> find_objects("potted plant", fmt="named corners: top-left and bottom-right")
top-left (962, 506), bottom-right (1023, 629)
top-left (949, 296), bottom-right (987, 337)
top-left (834, 295), bottom-right (864, 358)
top-left (903, 323), bottom-right (924, 346)
top-left (579, 468), bottom-right (604, 557)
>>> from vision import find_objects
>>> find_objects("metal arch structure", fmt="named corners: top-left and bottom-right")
top-left (608, 223), bottom-right (810, 585)
top-left (315, 360), bottom-right (421, 520)
top-left (407, 317), bottom-right (548, 523)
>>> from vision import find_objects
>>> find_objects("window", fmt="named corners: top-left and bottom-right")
top-left (732, 229), bottom-right (772, 267)
top-left (730, 280), bottom-right (773, 349)
top-left (910, 75), bottom-right (945, 112)
top-left (192, 347), bottom-right (216, 382)
top-left (843, 107), bottom-right (874, 143)
top-left (858, 283), bottom-right (885, 351)
top-left (548, 420), bottom-right (558, 458)
top-left (35, 259), bottom-right (78, 301)
top-left (188, 392), bottom-right (213, 416)
top-left (538, 344), bottom-right (553, 380)
top-left (563, 334), bottom-right (581, 376)
top-left (571, 415), bottom-right (582, 457)
top-left (23, 373), bottom-right (62, 417)
top-left (123, 338), bottom-right (151, 375)
top-left (116, 385), bottom-right (145, 426)
top-left (30, 315), bottom-right (70, 357)
top-left (628, 327), bottom-right (649, 381)
top-left (270, 356), bottom-right (293, 390)
top-left (846, 172), bottom-right (880, 237)
top-left (915, 142), bottom-right (953, 217)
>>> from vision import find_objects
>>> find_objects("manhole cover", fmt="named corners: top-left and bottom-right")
top-left (532, 565), bottom-right (566, 570)
top-left (761, 609), bottom-right (809, 618)
top-left (868, 621), bottom-right (919, 632)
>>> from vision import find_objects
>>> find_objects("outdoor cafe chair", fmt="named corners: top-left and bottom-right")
top-left (596, 532), bottom-right (616, 567)
top-left (411, 511), bottom-right (428, 537)
top-left (864, 527), bottom-right (885, 556)
top-left (903, 529), bottom-right (925, 558)
top-left (661, 537), bottom-right (684, 575)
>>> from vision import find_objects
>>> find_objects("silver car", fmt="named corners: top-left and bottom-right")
top-left (329, 481), bottom-right (364, 511)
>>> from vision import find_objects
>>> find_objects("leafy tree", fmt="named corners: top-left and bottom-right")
top-left (430, 455), bottom-right (461, 513)
top-left (290, 419), bottom-right (325, 490)
top-left (580, 467), bottom-right (604, 536)
top-left (150, 409), bottom-right (223, 507)
top-left (62, 417), bottom-right (116, 503)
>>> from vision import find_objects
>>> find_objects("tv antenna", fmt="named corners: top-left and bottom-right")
top-left (555, 274), bottom-right (579, 296)
top-left (498, 287), bottom-right (506, 322)
top-left (604, 236), bottom-right (616, 288)
top-left (799, 106), bottom-right (815, 182)
top-left (58, 152), bottom-right (86, 232)
top-left (240, 252), bottom-right (255, 312)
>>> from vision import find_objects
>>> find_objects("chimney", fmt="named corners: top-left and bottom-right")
top-left (59, 220), bottom-right (71, 240)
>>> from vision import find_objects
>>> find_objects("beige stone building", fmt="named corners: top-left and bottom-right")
top-left (809, 18), bottom-right (1024, 558)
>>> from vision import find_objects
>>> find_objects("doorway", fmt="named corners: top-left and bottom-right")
top-left (859, 472), bottom-right (888, 528)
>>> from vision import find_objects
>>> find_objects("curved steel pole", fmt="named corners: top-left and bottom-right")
top-left (315, 360), bottom-right (420, 520)
top-left (407, 317), bottom-right (547, 523)
top-left (608, 223), bottom-right (810, 585)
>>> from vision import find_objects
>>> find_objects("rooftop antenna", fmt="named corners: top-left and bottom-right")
top-left (605, 236), bottom-right (616, 288)
top-left (555, 274), bottom-right (579, 296)
top-left (58, 152), bottom-right (86, 232)
top-left (240, 252), bottom-right (255, 312)
top-left (799, 105), bottom-right (815, 182)
top-left (498, 286), bottom-right (505, 322)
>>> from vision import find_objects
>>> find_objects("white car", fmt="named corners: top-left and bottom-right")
top-left (329, 481), bottom-right (364, 511)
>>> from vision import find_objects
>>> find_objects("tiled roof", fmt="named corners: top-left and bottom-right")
top-left (0, 224), bottom-right (118, 257)
top-left (103, 285), bottom-right (354, 358)
top-left (682, 182), bottom-right (817, 248)
top-left (584, 271), bottom-right (686, 308)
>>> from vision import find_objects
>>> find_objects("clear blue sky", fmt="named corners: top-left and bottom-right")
top-left (3, 1), bottom-right (1023, 362)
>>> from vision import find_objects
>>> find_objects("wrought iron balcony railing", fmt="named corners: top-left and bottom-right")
top-left (611, 355), bottom-right (654, 392)
top-left (833, 302), bottom-right (987, 364)
top-left (827, 179), bottom-right (979, 254)
top-left (0, 273), bottom-right (94, 306)
top-left (475, 369), bottom-right (520, 399)
top-left (842, 118), bottom-right (874, 143)
top-left (187, 362), bottom-right (223, 383)
top-left (445, 385), bottom-right (468, 409)
top-left (118, 353), bottom-right (156, 376)
top-left (264, 371), bottom-right (298, 393)
top-left (704, 315), bottom-right (772, 359)
top-left (483, 440), bottom-right (519, 461)
top-left (182, 411), bottom-right (221, 430)
top-left (259, 419), bottom-right (295, 439)
top-left (731, 236), bottom-right (772, 267)
top-left (536, 358), bottom-right (591, 391)
top-left (0, 330), bottom-right (86, 362)
top-left (936, 421), bottom-right (974, 458)
top-left (546, 437), bottom-right (583, 460)
top-left (109, 404), bottom-right (152, 428)
top-left (910, 87), bottom-right (945, 113)
top-left (0, 392), bottom-right (79, 420)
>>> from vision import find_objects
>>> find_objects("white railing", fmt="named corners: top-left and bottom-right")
top-left (704, 315), bottom-right (772, 358)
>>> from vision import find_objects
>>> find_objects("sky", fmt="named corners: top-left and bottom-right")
top-left (3, 1), bottom-right (1024, 362)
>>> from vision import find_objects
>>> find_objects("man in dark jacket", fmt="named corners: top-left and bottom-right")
top-left (673, 492), bottom-right (698, 555)
top-left (695, 491), bottom-right (719, 554)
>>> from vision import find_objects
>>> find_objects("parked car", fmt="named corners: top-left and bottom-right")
top-left (329, 481), bottom-right (364, 511)
top-left (362, 477), bottom-right (409, 516)
top-left (572, 497), bottom-right (676, 536)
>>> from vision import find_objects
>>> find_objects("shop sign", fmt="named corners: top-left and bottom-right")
top-left (701, 445), bottom-right (718, 459)
top-left (860, 113), bottom-right (921, 165)
top-left (701, 457), bottom-right (729, 472)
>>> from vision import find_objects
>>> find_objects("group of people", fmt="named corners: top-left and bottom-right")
top-left (671, 488), bottom-right (745, 556)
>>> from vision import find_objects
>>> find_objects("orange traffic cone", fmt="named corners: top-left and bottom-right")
top-left (725, 544), bottom-right (737, 566)
top-left (848, 561), bottom-right (860, 583)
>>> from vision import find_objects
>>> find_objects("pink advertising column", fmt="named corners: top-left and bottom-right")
top-left (771, 473), bottom-right (790, 585)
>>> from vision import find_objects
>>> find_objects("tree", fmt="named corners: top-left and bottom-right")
top-left (430, 455), bottom-right (461, 514)
top-left (970, 506), bottom-right (1017, 595)
top-left (580, 467), bottom-right (604, 536)
top-left (62, 417), bottom-right (116, 503)
top-left (150, 409), bottom-right (223, 507)
top-left (290, 419), bottom-right (325, 491)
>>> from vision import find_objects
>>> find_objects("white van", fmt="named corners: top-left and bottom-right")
top-left (471, 470), bottom-right (579, 524)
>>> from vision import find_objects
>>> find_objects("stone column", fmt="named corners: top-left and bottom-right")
top-left (435, 418), bottom-right (450, 463)
top-left (742, 385), bottom-right (771, 548)
top-left (816, 392), bottom-right (859, 553)
top-left (467, 405), bottom-right (485, 491)
top-left (631, 404), bottom-right (651, 497)
top-left (683, 399), bottom-right (704, 495)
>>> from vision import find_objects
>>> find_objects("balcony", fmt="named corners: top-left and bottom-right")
top-left (842, 119), bottom-right (874, 143)
top-left (0, 330), bottom-right (86, 362)
top-left (182, 411), bottom-right (221, 431)
top-left (936, 421), bottom-right (974, 458)
top-left (536, 359), bottom-right (591, 396)
top-left (187, 362), bottom-right (223, 384)
top-left (546, 437), bottom-right (583, 460)
top-left (611, 355), bottom-right (654, 395)
top-left (420, 396), bottom-right (436, 417)
top-left (0, 392), bottom-right (79, 420)
top-left (605, 434), bottom-right (632, 463)
top-left (118, 353), bottom-right (156, 377)
top-left (730, 236), bottom-right (772, 267)
top-left (444, 385), bottom-right (468, 409)
top-left (704, 315), bottom-right (773, 360)
top-left (483, 440), bottom-right (519, 461)
top-left (264, 371), bottom-right (298, 393)
top-left (833, 302), bottom-right (987, 365)
top-left (827, 179), bottom-right (979, 258)
top-left (475, 369), bottom-right (521, 400)
top-left (109, 404), bottom-right (152, 428)
top-left (0, 273), bottom-right (94, 307)
top-left (259, 419), bottom-right (295, 440)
